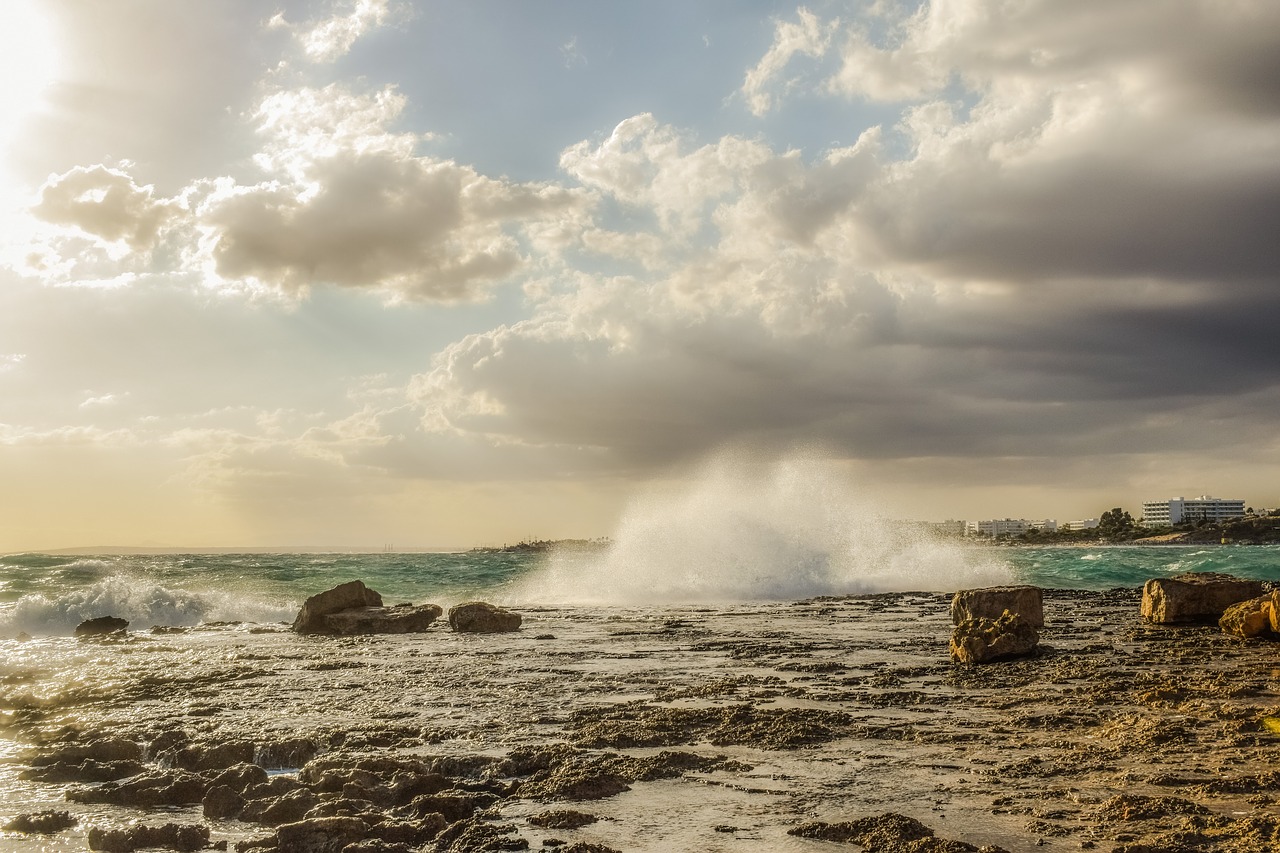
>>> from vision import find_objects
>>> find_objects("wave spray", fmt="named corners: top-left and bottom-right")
top-left (509, 450), bottom-right (1015, 604)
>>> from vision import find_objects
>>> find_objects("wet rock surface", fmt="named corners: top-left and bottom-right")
top-left (447, 601), bottom-right (522, 633)
top-left (4, 588), bottom-right (1280, 852)
top-left (74, 616), bottom-right (130, 637)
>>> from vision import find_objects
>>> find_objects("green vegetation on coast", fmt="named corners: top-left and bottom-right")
top-left (1012, 509), bottom-right (1280, 546)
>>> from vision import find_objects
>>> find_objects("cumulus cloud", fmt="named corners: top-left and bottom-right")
top-left (32, 165), bottom-right (177, 252)
top-left (26, 82), bottom-right (584, 300)
top-left (281, 0), bottom-right (399, 63)
top-left (739, 1), bottom-right (1280, 284)
top-left (740, 7), bottom-right (836, 116)
top-left (190, 84), bottom-right (582, 301)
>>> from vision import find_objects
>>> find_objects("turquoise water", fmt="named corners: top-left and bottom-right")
top-left (1, 545), bottom-right (1278, 637)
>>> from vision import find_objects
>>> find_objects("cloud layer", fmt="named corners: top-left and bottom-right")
top-left (4, 0), bottom-right (1280, 547)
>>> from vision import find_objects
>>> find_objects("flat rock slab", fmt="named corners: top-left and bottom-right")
top-left (950, 585), bottom-right (1044, 628)
top-left (323, 604), bottom-right (443, 635)
top-left (1141, 572), bottom-right (1264, 624)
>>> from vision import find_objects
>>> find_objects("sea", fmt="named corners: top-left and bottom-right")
top-left (2, 542), bottom-right (1279, 852)
top-left (3, 544), bottom-right (1280, 637)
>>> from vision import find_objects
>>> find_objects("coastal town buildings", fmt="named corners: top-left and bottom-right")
top-left (1141, 496), bottom-right (1246, 527)
top-left (963, 518), bottom-right (1051, 537)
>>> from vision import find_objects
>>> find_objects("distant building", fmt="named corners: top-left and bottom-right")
top-left (1141, 496), bottom-right (1246, 527)
top-left (925, 520), bottom-right (966, 536)
top-left (1064, 518), bottom-right (1100, 531)
top-left (967, 518), bottom-right (1030, 538)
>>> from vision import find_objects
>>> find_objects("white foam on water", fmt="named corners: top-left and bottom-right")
top-left (509, 450), bottom-right (1015, 605)
top-left (0, 575), bottom-right (297, 636)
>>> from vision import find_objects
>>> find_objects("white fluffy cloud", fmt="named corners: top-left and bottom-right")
top-left (29, 83), bottom-right (584, 301)
top-left (33, 165), bottom-right (177, 252)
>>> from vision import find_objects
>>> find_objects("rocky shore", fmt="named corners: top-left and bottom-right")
top-left (3, 587), bottom-right (1280, 852)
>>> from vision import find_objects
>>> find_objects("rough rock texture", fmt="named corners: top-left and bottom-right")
top-left (75, 616), bottom-right (129, 636)
top-left (3, 810), bottom-right (78, 834)
top-left (86, 822), bottom-right (209, 852)
top-left (448, 601), bottom-right (522, 633)
top-left (1219, 595), bottom-right (1276, 639)
top-left (323, 604), bottom-right (443, 635)
top-left (950, 611), bottom-right (1039, 665)
top-left (950, 586), bottom-right (1044, 628)
top-left (1270, 590), bottom-right (1280, 634)
top-left (274, 816), bottom-right (370, 853)
top-left (292, 581), bottom-right (383, 634)
top-left (789, 812), bottom-right (1011, 852)
top-left (1140, 572), bottom-right (1265, 624)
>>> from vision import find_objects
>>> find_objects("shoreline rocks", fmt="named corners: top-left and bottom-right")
top-left (949, 611), bottom-right (1039, 665)
top-left (448, 601), bottom-right (522, 633)
top-left (1219, 590), bottom-right (1280, 640)
top-left (292, 581), bottom-right (444, 636)
top-left (950, 585), bottom-right (1044, 628)
top-left (1140, 572), bottom-right (1264, 624)
top-left (75, 616), bottom-right (129, 637)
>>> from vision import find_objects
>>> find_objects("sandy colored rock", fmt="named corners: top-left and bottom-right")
top-left (950, 585), bottom-right (1044, 628)
top-left (292, 581), bottom-right (383, 634)
top-left (950, 611), bottom-right (1038, 664)
top-left (1140, 572), bottom-right (1265, 623)
top-left (1270, 590), bottom-right (1280, 634)
top-left (1219, 595), bottom-right (1275, 639)
top-left (323, 603), bottom-right (443, 635)
top-left (448, 601), bottom-right (522, 633)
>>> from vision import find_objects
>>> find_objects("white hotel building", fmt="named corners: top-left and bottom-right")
top-left (1141, 496), bottom-right (1246, 527)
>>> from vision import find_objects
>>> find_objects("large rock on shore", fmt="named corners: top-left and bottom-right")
top-left (950, 611), bottom-right (1038, 665)
top-left (323, 604), bottom-right (443, 636)
top-left (950, 585), bottom-right (1044, 628)
top-left (75, 616), bottom-right (129, 637)
top-left (1140, 573), bottom-right (1265, 624)
top-left (292, 582), bottom-right (443, 636)
top-left (448, 601), bottom-right (522, 633)
top-left (293, 581), bottom-right (383, 634)
top-left (1219, 591), bottom-right (1280, 639)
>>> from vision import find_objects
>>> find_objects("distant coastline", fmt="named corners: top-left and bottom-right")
top-left (467, 538), bottom-right (612, 555)
top-left (986, 514), bottom-right (1280, 547)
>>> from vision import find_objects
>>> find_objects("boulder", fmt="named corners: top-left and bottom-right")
top-left (950, 585), bottom-right (1044, 628)
top-left (292, 581), bottom-right (383, 634)
top-left (1220, 594), bottom-right (1277, 639)
top-left (322, 604), bottom-right (443, 636)
top-left (1140, 573), bottom-right (1265, 624)
top-left (447, 601), bottom-right (522, 633)
top-left (86, 822), bottom-right (209, 853)
top-left (75, 616), bottom-right (129, 637)
top-left (274, 816), bottom-right (370, 853)
top-left (3, 810), bottom-right (78, 834)
top-left (950, 611), bottom-right (1039, 665)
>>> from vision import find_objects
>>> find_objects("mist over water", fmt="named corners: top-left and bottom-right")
top-left (508, 452), bottom-right (1015, 604)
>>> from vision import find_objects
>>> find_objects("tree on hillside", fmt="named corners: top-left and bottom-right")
top-left (1098, 507), bottom-right (1137, 540)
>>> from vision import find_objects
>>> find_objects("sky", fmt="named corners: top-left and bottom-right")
top-left (1, 0), bottom-right (1278, 550)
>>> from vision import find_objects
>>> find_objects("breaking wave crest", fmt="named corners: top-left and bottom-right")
top-left (508, 451), bottom-right (1015, 605)
top-left (0, 575), bottom-right (297, 636)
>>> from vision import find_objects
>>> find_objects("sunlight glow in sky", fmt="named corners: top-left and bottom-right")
top-left (1, 0), bottom-right (1278, 550)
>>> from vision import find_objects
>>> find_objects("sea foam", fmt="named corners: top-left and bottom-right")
top-left (508, 450), bottom-right (1015, 605)
top-left (0, 575), bottom-right (297, 636)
